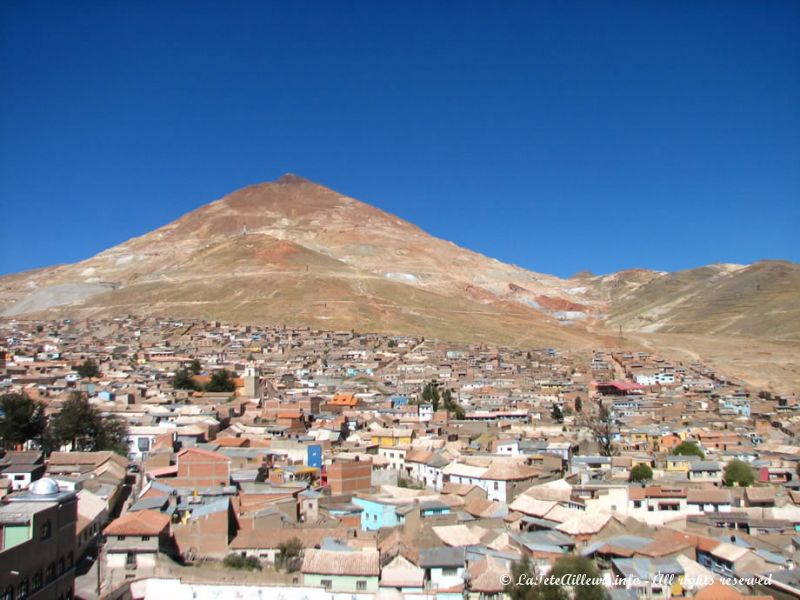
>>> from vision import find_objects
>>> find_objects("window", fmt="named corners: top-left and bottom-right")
top-left (17, 579), bottom-right (29, 600)
top-left (633, 500), bottom-right (642, 508)
top-left (141, 536), bottom-right (151, 542)
top-left (32, 572), bottom-right (42, 592)
top-left (1, 587), bottom-right (12, 600)
top-left (41, 520), bottom-right (52, 540)
top-left (356, 580), bottom-right (367, 591)
top-left (321, 579), bottom-right (332, 590)
top-left (117, 535), bottom-right (126, 540)
top-left (443, 568), bottom-right (458, 576)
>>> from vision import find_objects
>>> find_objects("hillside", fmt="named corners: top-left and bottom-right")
top-left (0, 175), bottom-right (797, 387)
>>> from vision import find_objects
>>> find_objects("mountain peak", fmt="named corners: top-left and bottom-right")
top-left (274, 173), bottom-right (312, 186)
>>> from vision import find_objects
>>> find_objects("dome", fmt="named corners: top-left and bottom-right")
top-left (29, 477), bottom-right (59, 496)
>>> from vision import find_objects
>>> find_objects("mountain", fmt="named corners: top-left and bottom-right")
top-left (0, 175), bottom-right (601, 348)
top-left (0, 175), bottom-right (797, 383)
top-left (595, 261), bottom-right (800, 343)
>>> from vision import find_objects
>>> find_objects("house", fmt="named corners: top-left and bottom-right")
top-left (1, 462), bottom-right (45, 491)
top-left (301, 546), bottom-right (380, 593)
top-left (75, 488), bottom-right (108, 559)
top-left (371, 427), bottom-right (413, 448)
top-left (173, 497), bottom-right (235, 559)
top-left (103, 509), bottom-right (171, 574)
top-left (688, 461), bottom-right (723, 483)
top-left (353, 495), bottom-right (402, 531)
top-left (327, 457), bottom-right (372, 495)
top-left (687, 489), bottom-right (732, 514)
top-left (0, 478), bottom-right (78, 600)
top-left (419, 546), bottom-right (466, 597)
top-left (379, 554), bottom-right (425, 594)
top-left (467, 555), bottom-right (511, 600)
top-left (443, 459), bottom-right (541, 502)
top-left (174, 447), bottom-right (231, 487)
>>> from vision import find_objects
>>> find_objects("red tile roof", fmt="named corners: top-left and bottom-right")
top-left (104, 510), bottom-right (170, 536)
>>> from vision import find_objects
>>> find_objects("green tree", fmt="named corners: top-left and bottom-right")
top-left (173, 368), bottom-right (198, 391)
top-left (505, 555), bottom-right (607, 600)
top-left (442, 388), bottom-right (466, 419)
top-left (387, 339), bottom-right (398, 348)
top-left (550, 556), bottom-right (608, 600)
top-left (49, 393), bottom-right (129, 455)
top-left (223, 553), bottom-right (261, 571)
top-left (673, 441), bottom-right (705, 459)
top-left (76, 359), bottom-right (100, 379)
top-left (205, 369), bottom-right (236, 392)
top-left (505, 555), bottom-right (540, 600)
top-left (0, 393), bottom-right (47, 450)
top-left (276, 537), bottom-right (302, 571)
top-left (575, 396), bottom-right (583, 414)
top-left (551, 404), bottom-right (564, 424)
top-left (724, 459), bottom-right (755, 487)
top-left (188, 359), bottom-right (202, 375)
top-left (629, 463), bottom-right (653, 483)
top-left (421, 381), bottom-right (441, 411)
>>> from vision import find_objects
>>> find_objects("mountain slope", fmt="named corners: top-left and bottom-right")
top-left (0, 175), bottom-right (797, 357)
top-left (0, 176), bottom-right (598, 347)
top-left (598, 261), bottom-right (800, 343)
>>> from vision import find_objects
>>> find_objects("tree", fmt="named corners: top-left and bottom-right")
top-left (584, 401), bottom-right (618, 456)
top-left (442, 388), bottom-right (466, 419)
top-left (550, 556), bottom-right (608, 600)
top-left (276, 537), bottom-right (302, 571)
top-left (551, 404), bottom-right (564, 424)
top-left (0, 393), bottom-right (47, 450)
top-left (505, 555), bottom-right (607, 600)
top-left (629, 463), bottom-right (653, 483)
top-left (172, 368), bottom-right (198, 391)
top-left (188, 359), bottom-right (202, 375)
top-left (673, 441), bottom-right (705, 460)
top-left (223, 553), bottom-right (261, 571)
top-left (49, 393), bottom-right (129, 455)
top-left (505, 555), bottom-right (540, 600)
top-left (76, 359), bottom-right (100, 379)
top-left (387, 339), bottom-right (398, 348)
top-left (724, 459), bottom-right (755, 487)
top-left (421, 381), bottom-right (441, 411)
top-left (205, 369), bottom-right (236, 392)
top-left (575, 396), bottom-right (583, 414)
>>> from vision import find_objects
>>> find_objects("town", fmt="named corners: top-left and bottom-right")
top-left (1, 317), bottom-right (798, 600)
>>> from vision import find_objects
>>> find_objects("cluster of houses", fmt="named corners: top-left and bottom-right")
top-left (1, 317), bottom-right (799, 600)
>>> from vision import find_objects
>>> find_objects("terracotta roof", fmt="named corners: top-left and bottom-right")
top-left (104, 509), bottom-right (170, 536)
top-left (687, 489), bottom-right (731, 504)
top-left (176, 447), bottom-right (231, 461)
top-left (380, 555), bottom-right (424, 588)
top-left (301, 547), bottom-right (379, 577)
top-left (469, 556), bottom-right (509, 593)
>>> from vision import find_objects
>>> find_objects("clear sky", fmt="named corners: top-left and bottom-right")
top-left (1, 1), bottom-right (798, 278)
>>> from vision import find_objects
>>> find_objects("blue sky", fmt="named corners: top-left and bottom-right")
top-left (1, 1), bottom-right (798, 277)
